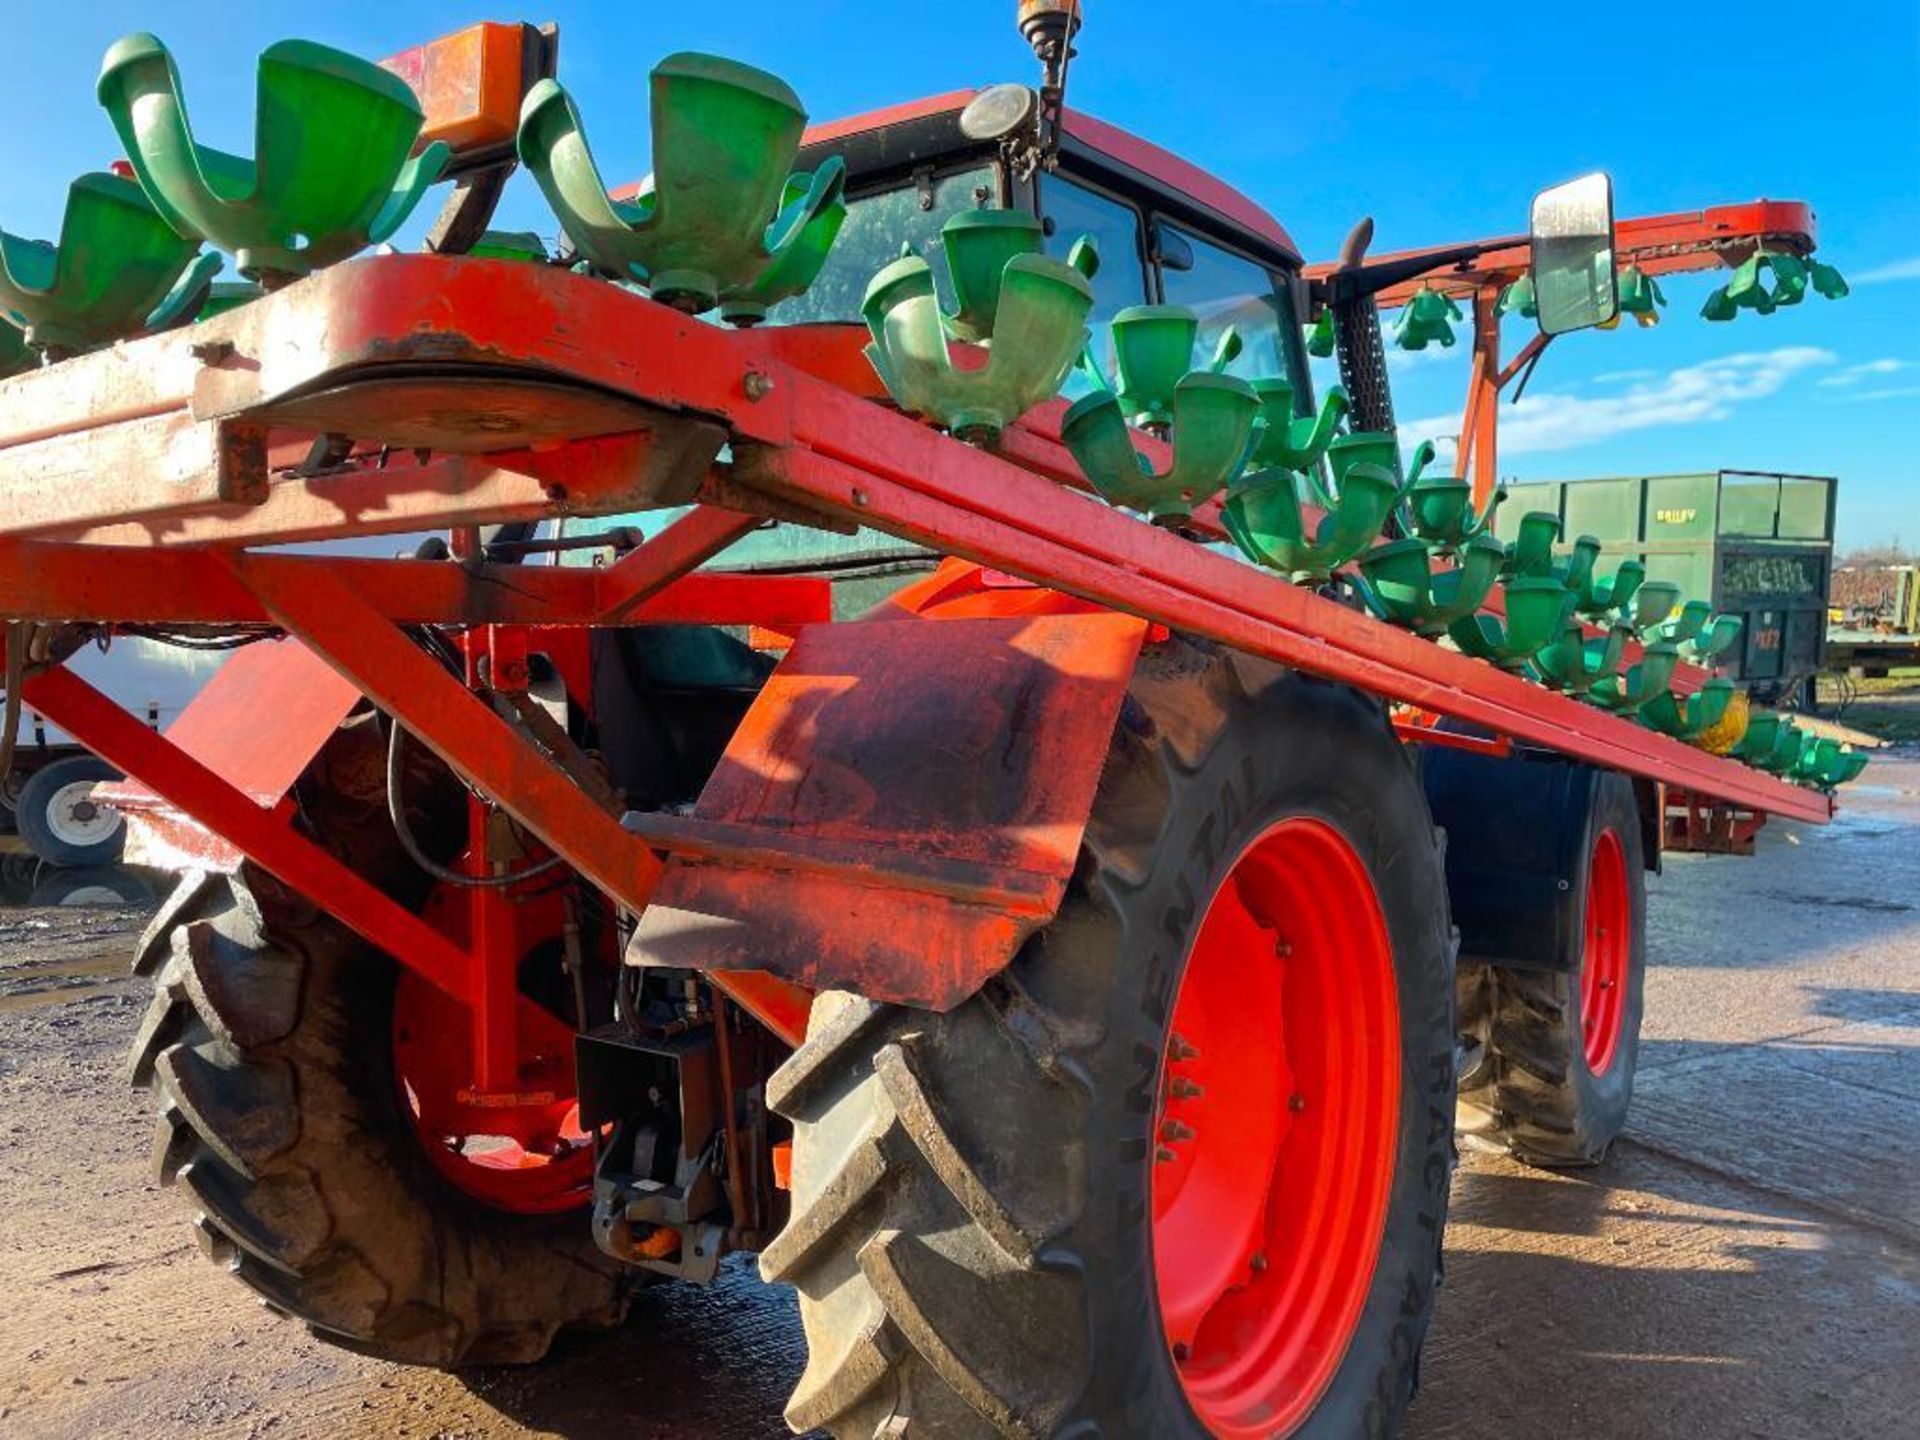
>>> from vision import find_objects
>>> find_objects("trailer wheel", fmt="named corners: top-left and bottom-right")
top-left (127, 866), bottom-right (634, 1365)
top-left (762, 644), bottom-right (1457, 1438)
top-left (17, 754), bottom-right (126, 866)
top-left (1456, 770), bottom-right (1646, 1166)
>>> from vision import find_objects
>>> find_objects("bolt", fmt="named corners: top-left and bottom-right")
top-left (743, 370), bottom-right (775, 401)
top-left (1289, 1093), bottom-right (1307, 1114)
top-left (1155, 1145), bottom-right (1178, 1164)
top-left (1160, 1119), bottom-right (1195, 1143)
top-left (1274, 938), bottom-right (1293, 958)
top-left (1172, 1342), bottom-right (1190, 1363)
top-left (1250, 1252), bottom-right (1268, 1273)
top-left (1168, 1033), bottom-right (1200, 1062)
top-left (851, 488), bottom-right (870, 508)
top-left (191, 340), bottom-right (235, 365)
top-left (1170, 1077), bottom-right (1205, 1100)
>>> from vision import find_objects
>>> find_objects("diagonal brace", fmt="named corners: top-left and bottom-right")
top-left (221, 549), bottom-right (812, 1045)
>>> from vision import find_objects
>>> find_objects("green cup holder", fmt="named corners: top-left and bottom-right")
top-left (1355, 532), bottom-right (1504, 636)
top-left (1788, 736), bottom-right (1868, 790)
top-left (1246, 379), bottom-right (1348, 502)
top-left (0, 171), bottom-right (218, 357)
top-left (1501, 511), bottom-right (1563, 579)
top-left (99, 33), bottom-right (449, 286)
top-left (1575, 559), bottom-right (1645, 622)
top-left (1098, 304), bottom-right (1242, 429)
top-left (1680, 613), bottom-right (1744, 668)
top-left (1394, 283), bottom-right (1461, 351)
top-left (1063, 371), bottom-right (1260, 520)
top-left (1589, 643), bottom-right (1681, 715)
top-left (1449, 575), bottom-right (1576, 670)
top-left (1650, 599), bottom-right (1713, 649)
top-left (1224, 459), bottom-right (1407, 583)
top-left (1626, 581), bottom-right (1682, 638)
top-left (517, 53), bottom-right (846, 319)
top-left (1399, 443), bottom-right (1506, 551)
top-left (1641, 677), bottom-right (1736, 741)
top-left (1533, 619), bottom-right (1629, 696)
top-left (863, 211), bottom-right (1094, 445)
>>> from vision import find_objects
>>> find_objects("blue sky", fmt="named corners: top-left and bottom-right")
top-left (5, 2), bottom-right (1916, 549)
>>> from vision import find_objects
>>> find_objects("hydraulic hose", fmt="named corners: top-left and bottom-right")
top-left (385, 719), bottom-right (564, 889)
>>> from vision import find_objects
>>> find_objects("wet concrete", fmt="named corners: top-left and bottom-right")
top-left (1, 756), bottom-right (1917, 1439)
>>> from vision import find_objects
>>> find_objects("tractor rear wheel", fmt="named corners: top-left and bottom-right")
top-left (761, 643), bottom-right (1457, 1438)
top-left (1455, 770), bottom-right (1647, 1166)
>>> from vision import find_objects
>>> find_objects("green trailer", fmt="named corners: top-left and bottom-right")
top-left (1503, 470), bottom-right (1836, 706)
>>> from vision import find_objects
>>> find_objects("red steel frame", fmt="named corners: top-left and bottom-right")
top-left (0, 252), bottom-right (1833, 1100)
top-left (1308, 201), bottom-right (1821, 507)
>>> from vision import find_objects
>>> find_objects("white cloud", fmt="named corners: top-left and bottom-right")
top-left (1855, 256), bottom-right (1920, 284)
top-left (1844, 385), bottom-right (1920, 404)
top-left (1403, 346), bottom-right (1835, 462)
top-left (1819, 358), bottom-right (1911, 388)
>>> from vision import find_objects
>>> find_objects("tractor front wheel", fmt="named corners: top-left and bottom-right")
top-left (1456, 769), bottom-right (1648, 1166)
top-left (762, 645), bottom-right (1457, 1438)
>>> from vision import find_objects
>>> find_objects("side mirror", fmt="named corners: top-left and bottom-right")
top-left (1150, 221), bottom-right (1195, 274)
top-left (1529, 172), bottom-right (1618, 336)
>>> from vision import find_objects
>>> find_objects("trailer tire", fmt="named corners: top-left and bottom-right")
top-left (126, 718), bottom-right (637, 1371)
top-left (18, 754), bottom-right (126, 867)
top-left (1455, 770), bottom-right (1646, 1166)
top-left (762, 643), bottom-right (1457, 1438)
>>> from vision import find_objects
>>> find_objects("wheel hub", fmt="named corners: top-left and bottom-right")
top-left (1580, 827), bottom-right (1630, 1075)
top-left (1152, 817), bottom-right (1401, 1438)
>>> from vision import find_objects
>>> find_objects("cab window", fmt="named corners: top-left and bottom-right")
top-left (766, 165), bottom-right (998, 326)
top-left (1157, 224), bottom-right (1297, 387)
top-left (1038, 174), bottom-right (1148, 396)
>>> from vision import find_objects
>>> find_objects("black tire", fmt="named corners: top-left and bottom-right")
top-left (760, 643), bottom-right (1457, 1438)
top-left (126, 722), bottom-right (636, 1366)
top-left (18, 754), bottom-right (126, 867)
top-left (1455, 770), bottom-right (1646, 1167)
top-left (28, 864), bottom-right (153, 908)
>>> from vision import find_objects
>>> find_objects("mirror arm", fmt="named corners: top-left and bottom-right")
top-left (1311, 236), bottom-right (1526, 307)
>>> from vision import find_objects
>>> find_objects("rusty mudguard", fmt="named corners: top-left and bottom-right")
top-left (625, 610), bottom-right (1148, 1010)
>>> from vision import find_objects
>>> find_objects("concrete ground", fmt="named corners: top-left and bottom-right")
top-left (1, 754), bottom-right (1916, 1440)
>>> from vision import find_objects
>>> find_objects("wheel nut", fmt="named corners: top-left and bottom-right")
top-left (1160, 1119), bottom-right (1195, 1143)
top-left (1155, 1145), bottom-right (1178, 1164)
top-left (1171, 1077), bottom-right (1205, 1100)
top-left (1168, 1033), bottom-right (1200, 1061)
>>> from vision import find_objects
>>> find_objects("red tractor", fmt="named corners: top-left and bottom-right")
top-left (0, 6), bottom-right (1849, 1436)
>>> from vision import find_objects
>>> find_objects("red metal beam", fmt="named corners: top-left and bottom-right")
top-left (19, 663), bottom-right (473, 1000)
top-left (1310, 200), bottom-right (1820, 308)
top-left (597, 504), bottom-right (761, 621)
top-left (0, 541), bottom-right (828, 631)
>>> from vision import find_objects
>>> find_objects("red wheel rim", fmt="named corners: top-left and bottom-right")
top-left (1152, 817), bottom-right (1401, 1438)
top-left (392, 971), bottom-right (598, 1215)
top-left (1579, 827), bottom-right (1630, 1076)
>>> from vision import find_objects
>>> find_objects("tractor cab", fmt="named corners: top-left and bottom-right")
top-left (774, 89), bottom-right (1316, 402)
